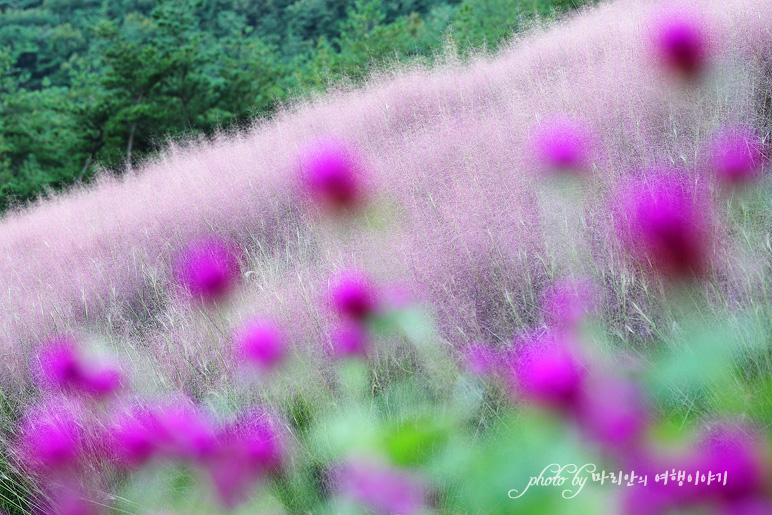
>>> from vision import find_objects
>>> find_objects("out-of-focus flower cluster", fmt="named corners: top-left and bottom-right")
top-left (5, 3), bottom-right (772, 515)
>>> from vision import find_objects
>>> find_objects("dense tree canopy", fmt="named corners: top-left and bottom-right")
top-left (0, 0), bottom-right (592, 211)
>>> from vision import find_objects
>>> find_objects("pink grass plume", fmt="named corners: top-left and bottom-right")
top-left (461, 342), bottom-right (498, 377)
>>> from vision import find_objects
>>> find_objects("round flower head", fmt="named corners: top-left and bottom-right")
top-left (337, 458), bottom-right (425, 515)
top-left (531, 117), bottom-right (593, 174)
top-left (18, 406), bottom-right (81, 473)
top-left (174, 237), bottom-right (239, 302)
top-left (329, 269), bottom-right (378, 321)
top-left (233, 318), bottom-right (287, 371)
top-left (299, 138), bottom-right (365, 212)
top-left (617, 174), bottom-right (712, 281)
top-left (708, 126), bottom-right (765, 187)
top-left (331, 320), bottom-right (369, 358)
top-left (650, 8), bottom-right (711, 80)
top-left (509, 331), bottom-right (584, 410)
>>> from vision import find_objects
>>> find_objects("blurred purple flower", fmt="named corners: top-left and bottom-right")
top-left (19, 408), bottom-right (81, 473)
top-left (111, 409), bottom-right (161, 469)
top-left (708, 127), bottom-right (765, 187)
top-left (233, 318), bottom-right (287, 370)
top-left (509, 331), bottom-right (584, 410)
top-left (462, 342), bottom-right (498, 376)
top-left (38, 336), bottom-right (81, 390)
top-left (37, 336), bottom-right (122, 399)
top-left (617, 174), bottom-right (711, 281)
top-left (174, 237), bottom-right (240, 302)
top-left (651, 9), bottom-right (711, 79)
top-left (154, 405), bottom-right (217, 461)
top-left (575, 376), bottom-right (648, 448)
top-left (329, 269), bottom-right (378, 321)
top-left (299, 138), bottom-right (365, 212)
top-left (695, 423), bottom-right (768, 501)
top-left (80, 367), bottom-right (122, 398)
top-left (205, 411), bottom-right (285, 508)
top-left (331, 320), bottom-right (369, 358)
top-left (531, 117), bottom-right (593, 173)
top-left (337, 459), bottom-right (425, 515)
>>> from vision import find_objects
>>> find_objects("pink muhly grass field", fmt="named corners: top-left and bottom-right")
top-left (0, 0), bottom-right (771, 513)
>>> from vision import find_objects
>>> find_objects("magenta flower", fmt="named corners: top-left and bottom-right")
top-left (80, 367), bottom-right (122, 397)
top-left (37, 336), bottom-right (122, 398)
top-left (462, 342), bottom-right (498, 376)
top-left (233, 318), bottom-right (287, 370)
top-left (708, 127), bottom-right (765, 187)
top-left (174, 237), bottom-right (240, 302)
top-left (155, 405), bottom-right (217, 461)
top-left (617, 174), bottom-right (711, 281)
top-left (111, 409), bottom-right (161, 468)
top-left (205, 411), bottom-right (285, 508)
top-left (575, 377), bottom-right (648, 448)
top-left (651, 9), bottom-right (711, 79)
top-left (509, 331), bottom-right (584, 410)
top-left (18, 408), bottom-right (81, 473)
top-left (331, 320), bottom-right (369, 358)
top-left (329, 269), bottom-right (378, 321)
top-left (531, 117), bottom-right (593, 173)
top-left (695, 423), bottom-right (768, 501)
top-left (38, 336), bottom-right (81, 390)
top-left (337, 459), bottom-right (425, 515)
top-left (299, 138), bottom-right (365, 212)
top-left (239, 413), bottom-right (285, 473)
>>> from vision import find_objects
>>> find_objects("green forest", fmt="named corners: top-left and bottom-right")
top-left (0, 0), bottom-right (590, 212)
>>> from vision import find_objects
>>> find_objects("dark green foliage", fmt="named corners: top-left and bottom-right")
top-left (0, 0), bottom-right (594, 211)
